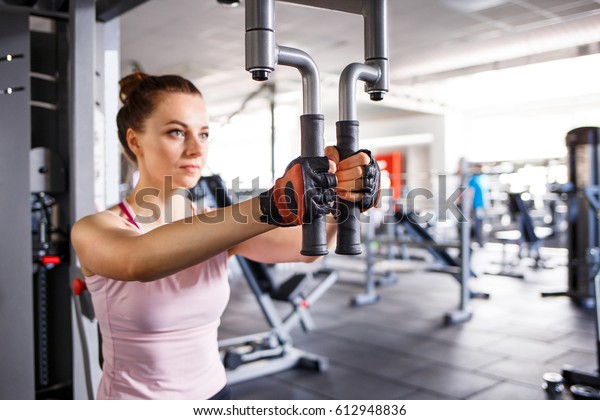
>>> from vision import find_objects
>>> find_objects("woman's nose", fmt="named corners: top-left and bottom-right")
top-left (185, 135), bottom-right (205, 156)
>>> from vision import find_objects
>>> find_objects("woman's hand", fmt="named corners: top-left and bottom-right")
top-left (325, 145), bottom-right (381, 211)
top-left (259, 156), bottom-right (337, 227)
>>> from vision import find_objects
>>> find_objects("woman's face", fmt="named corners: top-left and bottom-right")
top-left (132, 93), bottom-right (209, 190)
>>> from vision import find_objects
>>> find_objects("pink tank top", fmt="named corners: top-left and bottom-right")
top-left (85, 200), bottom-right (230, 399)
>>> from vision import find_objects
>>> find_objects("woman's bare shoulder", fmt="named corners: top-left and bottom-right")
top-left (72, 205), bottom-right (135, 238)
top-left (71, 206), bottom-right (139, 278)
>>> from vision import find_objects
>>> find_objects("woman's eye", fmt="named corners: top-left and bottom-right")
top-left (169, 129), bottom-right (185, 138)
top-left (200, 132), bottom-right (209, 141)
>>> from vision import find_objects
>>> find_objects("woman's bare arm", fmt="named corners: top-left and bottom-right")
top-left (228, 214), bottom-right (337, 263)
top-left (72, 197), bottom-right (274, 282)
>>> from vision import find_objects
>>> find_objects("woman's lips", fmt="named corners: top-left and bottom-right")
top-left (181, 165), bottom-right (200, 174)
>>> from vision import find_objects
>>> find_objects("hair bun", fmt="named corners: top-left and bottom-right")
top-left (119, 71), bottom-right (149, 104)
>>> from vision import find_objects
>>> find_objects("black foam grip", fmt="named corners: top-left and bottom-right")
top-left (300, 114), bottom-right (325, 157)
top-left (336, 120), bottom-right (362, 255)
top-left (300, 114), bottom-right (328, 256)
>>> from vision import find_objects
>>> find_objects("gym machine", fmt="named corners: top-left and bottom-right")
top-left (195, 175), bottom-right (338, 384)
top-left (30, 146), bottom-right (70, 397)
top-left (28, 12), bottom-right (75, 397)
top-left (394, 208), bottom-right (489, 324)
top-left (542, 127), bottom-right (600, 399)
top-left (386, 164), bottom-right (488, 324)
top-left (323, 190), bottom-right (488, 323)
top-left (387, 166), bottom-right (488, 324)
top-left (557, 127), bottom-right (600, 307)
top-left (320, 199), bottom-right (396, 307)
top-left (352, 202), bottom-right (397, 306)
top-left (31, 193), bottom-right (65, 390)
top-left (394, 210), bottom-right (481, 285)
top-left (446, 169), bottom-right (482, 324)
top-left (486, 193), bottom-right (552, 279)
top-left (71, 278), bottom-right (98, 400)
top-left (543, 246), bottom-right (600, 399)
top-left (244, 0), bottom-right (388, 256)
top-left (221, 257), bottom-right (338, 384)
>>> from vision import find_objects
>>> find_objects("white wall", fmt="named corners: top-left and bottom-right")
top-left (360, 113), bottom-right (445, 182)
top-left (463, 100), bottom-right (600, 163)
top-left (206, 99), bottom-right (300, 192)
top-left (426, 54), bottom-right (600, 165)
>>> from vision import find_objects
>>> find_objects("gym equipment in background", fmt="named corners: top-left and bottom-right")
top-left (550, 127), bottom-right (600, 308)
top-left (71, 278), bottom-right (97, 400)
top-left (221, 256), bottom-right (338, 384)
top-left (541, 127), bottom-right (600, 399)
top-left (352, 203), bottom-right (397, 306)
top-left (486, 192), bottom-right (553, 279)
top-left (561, 188), bottom-right (600, 397)
top-left (562, 246), bottom-right (600, 398)
top-left (394, 207), bottom-right (490, 325)
top-left (321, 203), bottom-right (397, 307)
top-left (324, 197), bottom-right (490, 323)
top-left (394, 209), bottom-right (478, 283)
top-left (31, 192), bottom-right (67, 390)
top-left (30, 147), bottom-right (70, 397)
top-left (542, 246), bottom-right (600, 399)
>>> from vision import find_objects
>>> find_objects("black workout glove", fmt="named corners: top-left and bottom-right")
top-left (339, 148), bottom-right (381, 212)
top-left (259, 156), bottom-right (337, 227)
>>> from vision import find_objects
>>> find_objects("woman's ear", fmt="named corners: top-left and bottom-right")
top-left (126, 128), bottom-right (143, 159)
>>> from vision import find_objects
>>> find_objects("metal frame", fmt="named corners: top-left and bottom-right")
top-left (245, 0), bottom-right (327, 256)
top-left (326, 201), bottom-right (397, 307)
top-left (0, 6), bottom-right (35, 399)
top-left (96, 0), bottom-right (148, 22)
top-left (334, 0), bottom-right (388, 255)
top-left (446, 168), bottom-right (474, 324)
top-left (561, 189), bottom-right (600, 390)
top-left (69, 0), bottom-right (98, 400)
top-left (245, 0), bottom-right (389, 256)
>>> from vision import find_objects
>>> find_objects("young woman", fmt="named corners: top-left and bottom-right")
top-left (71, 72), bottom-right (380, 400)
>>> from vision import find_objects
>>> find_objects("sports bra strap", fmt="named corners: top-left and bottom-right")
top-left (118, 201), bottom-right (140, 229)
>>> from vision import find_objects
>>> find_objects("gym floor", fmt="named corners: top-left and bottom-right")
top-left (219, 244), bottom-right (597, 400)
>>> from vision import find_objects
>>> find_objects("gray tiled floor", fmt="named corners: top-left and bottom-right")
top-left (219, 246), bottom-right (598, 400)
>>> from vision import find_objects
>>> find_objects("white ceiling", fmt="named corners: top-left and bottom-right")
top-left (119, 0), bottom-right (600, 119)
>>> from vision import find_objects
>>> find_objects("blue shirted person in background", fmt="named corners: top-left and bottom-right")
top-left (468, 164), bottom-right (489, 247)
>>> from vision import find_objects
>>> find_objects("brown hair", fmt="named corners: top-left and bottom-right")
top-left (116, 71), bottom-right (203, 162)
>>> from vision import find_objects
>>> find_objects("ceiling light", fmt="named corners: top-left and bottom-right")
top-left (217, 0), bottom-right (241, 7)
top-left (441, 0), bottom-right (507, 13)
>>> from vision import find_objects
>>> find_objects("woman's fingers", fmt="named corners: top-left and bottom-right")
top-left (324, 145), bottom-right (338, 174)
top-left (336, 178), bottom-right (364, 202)
top-left (323, 149), bottom-right (372, 202)
top-left (332, 149), bottom-right (380, 212)
top-left (337, 151), bottom-right (370, 171)
top-left (324, 145), bottom-right (340, 165)
top-left (336, 188), bottom-right (363, 203)
top-left (328, 159), bottom-right (337, 174)
top-left (323, 148), bottom-right (369, 174)
top-left (335, 152), bottom-right (368, 202)
top-left (336, 166), bottom-right (363, 182)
